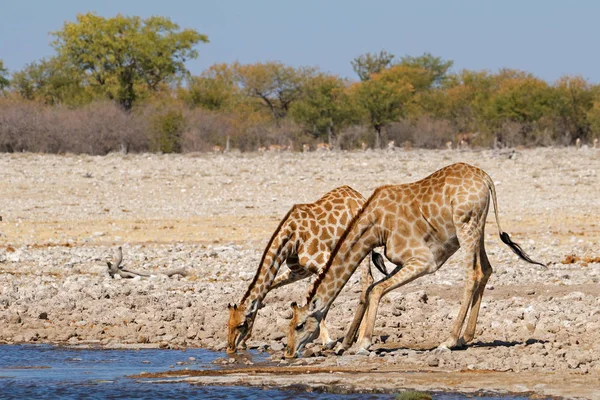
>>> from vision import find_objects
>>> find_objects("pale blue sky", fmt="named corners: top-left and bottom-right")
top-left (1, 0), bottom-right (598, 82)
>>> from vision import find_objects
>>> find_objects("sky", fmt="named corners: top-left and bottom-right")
top-left (1, 0), bottom-right (599, 83)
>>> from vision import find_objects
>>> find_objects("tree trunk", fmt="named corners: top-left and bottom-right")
top-left (327, 122), bottom-right (336, 149)
top-left (375, 126), bottom-right (382, 149)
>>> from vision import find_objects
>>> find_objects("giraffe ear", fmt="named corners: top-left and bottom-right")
top-left (249, 299), bottom-right (259, 313)
top-left (227, 303), bottom-right (232, 309)
top-left (290, 301), bottom-right (298, 310)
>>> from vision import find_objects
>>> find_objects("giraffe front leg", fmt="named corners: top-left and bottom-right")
top-left (335, 258), bottom-right (374, 355)
top-left (270, 268), bottom-right (311, 290)
top-left (318, 319), bottom-right (336, 349)
top-left (356, 254), bottom-right (431, 354)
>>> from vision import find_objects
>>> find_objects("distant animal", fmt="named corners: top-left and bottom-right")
top-left (455, 132), bottom-right (478, 149)
top-left (315, 143), bottom-right (331, 152)
top-left (593, 138), bottom-right (598, 149)
top-left (387, 140), bottom-right (395, 151)
top-left (360, 141), bottom-right (368, 151)
top-left (302, 144), bottom-right (310, 152)
top-left (575, 138), bottom-right (582, 149)
top-left (268, 144), bottom-right (283, 152)
top-left (212, 145), bottom-right (224, 154)
top-left (257, 146), bottom-right (267, 153)
top-left (445, 141), bottom-right (453, 151)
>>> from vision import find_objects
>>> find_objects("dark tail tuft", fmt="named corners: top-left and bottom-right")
top-left (500, 232), bottom-right (546, 267)
top-left (371, 251), bottom-right (389, 276)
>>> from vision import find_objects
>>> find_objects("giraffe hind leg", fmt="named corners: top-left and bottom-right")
top-left (462, 239), bottom-right (493, 343)
top-left (439, 210), bottom-right (487, 350)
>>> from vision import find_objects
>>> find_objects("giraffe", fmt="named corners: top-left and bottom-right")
top-left (286, 163), bottom-right (545, 358)
top-left (227, 186), bottom-right (388, 353)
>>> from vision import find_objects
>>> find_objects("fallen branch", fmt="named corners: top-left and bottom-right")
top-left (107, 247), bottom-right (188, 279)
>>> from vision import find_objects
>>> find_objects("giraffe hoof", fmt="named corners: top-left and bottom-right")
top-left (355, 347), bottom-right (370, 356)
top-left (434, 344), bottom-right (451, 353)
top-left (323, 340), bottom-right (337, 350)
top-left (333, 344), bottom-right (346, 356)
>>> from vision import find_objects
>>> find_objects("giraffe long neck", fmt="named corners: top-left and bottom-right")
top-left (240, 211), bottom-right (295, 307)
top-left (308, 208), bottom-right (382, 313)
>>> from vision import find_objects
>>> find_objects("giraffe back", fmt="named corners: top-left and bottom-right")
top-left (287, 186), bottom-right (366, 271)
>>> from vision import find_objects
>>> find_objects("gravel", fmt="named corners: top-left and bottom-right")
top-left (0, 147), bottom-right (598, 375)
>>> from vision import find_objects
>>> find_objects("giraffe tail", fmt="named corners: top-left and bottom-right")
top-left (370, 251), bottom-right (390, 276)
top-left (485, 174), bottom-right (546, 268)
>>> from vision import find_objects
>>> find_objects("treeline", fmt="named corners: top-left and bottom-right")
top-left (1, 13), bottom-right (599, 154)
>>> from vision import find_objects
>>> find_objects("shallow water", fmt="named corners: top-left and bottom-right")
top-left (0, 345), bottom-right (537, 399)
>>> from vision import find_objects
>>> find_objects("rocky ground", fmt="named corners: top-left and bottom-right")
top-left (0, 148), bottom-right (599, 398)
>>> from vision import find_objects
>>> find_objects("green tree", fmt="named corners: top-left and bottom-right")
top-left (429, 69), bottom-right (499, 135)
top-left (52, 13), bottom-right (207, 110)
top-left (551, 75), bottom-right (595, 143)
top-left (11, 58), bottom-right (93, 105)
top-left (290, 73), bottom-right (357, 146)
top-left (399, 53), bottom-right (453, 88)
top-left (182, 63), bottom-right (239, 111)
top-left (587, 100), bottom-right (600, 142)
top-left (233, 61), bottom-right (314, 123)
top-left (0, 60), bottom-right (9, 93)
top-left (351, 50), bottom-right (395, 81)
top-left (491, 73), bottom-right (551, 123)
top-left (348, 65), bottom-right (415, 148)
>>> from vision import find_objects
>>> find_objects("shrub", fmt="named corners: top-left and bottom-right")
top-left (0, 100), bottom-right (148, 154)
top-left (150, 109), bottom-right (185, 153)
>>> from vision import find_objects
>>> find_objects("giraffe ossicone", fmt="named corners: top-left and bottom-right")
top-left (286, 162), bottom-right (545, 358)
top-left (226, 185), bottom-right (388, 354)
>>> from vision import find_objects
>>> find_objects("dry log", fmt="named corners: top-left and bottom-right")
top-left (107, 247), bottom-right (188, 279)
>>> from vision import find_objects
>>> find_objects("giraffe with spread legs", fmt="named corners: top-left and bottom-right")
top-left (285, 163), bottom-right (545, 358)
top-left (227, 186), bottom-right (388, 353)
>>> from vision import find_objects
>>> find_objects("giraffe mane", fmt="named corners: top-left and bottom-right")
top-left (305, 186), bottom-right (388, 303)
top-left (240, 206), bottom-right (297, 304)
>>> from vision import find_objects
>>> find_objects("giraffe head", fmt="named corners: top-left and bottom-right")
top-left (285, 301), bottom-right (322, 358)
top-left (226, 300), bottom-right (258, 353)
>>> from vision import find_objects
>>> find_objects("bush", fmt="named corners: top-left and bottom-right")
top-left (181, 108), bottom-right (234, 152)
top-left (0, 100), bottom-right (148, 154)
top-left (387, 117), bottom-right (455, 149)
top-left (150, 109), bottom-right (185, 153)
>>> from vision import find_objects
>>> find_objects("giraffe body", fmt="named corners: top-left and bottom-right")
top-left (286, 163), bottom-right (544, 358)
top-left (227, 186), bottom-right (386, 353)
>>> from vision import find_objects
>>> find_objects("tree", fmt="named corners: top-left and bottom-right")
top-left (399, 53), bottom-right (453, 88)
top-left (182, 63), bottom-right (240, 111)
top-left (233, 61), bottom-right (314, 123)
top-left (52, 13), bottom-right (207, 110)
top-left (551, 75), bottom-right (595, 143)
top-left (291, 73), bottom-right (357, 146)
top-left (351, 50), bottom-right (395, 81)
top-left (0, 60), bottom-right (9, 93)
top-left (11, 58), bottom-right (93, 105)
top-left (587, 95), bottom-right (600, 142)
top-left (430, 69), bottom-right (499, 135)
top-left (348, 65), bottom-right (415, 148)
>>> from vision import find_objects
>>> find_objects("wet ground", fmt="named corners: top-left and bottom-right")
top-left (0, 345), bottom-right (539, 399)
